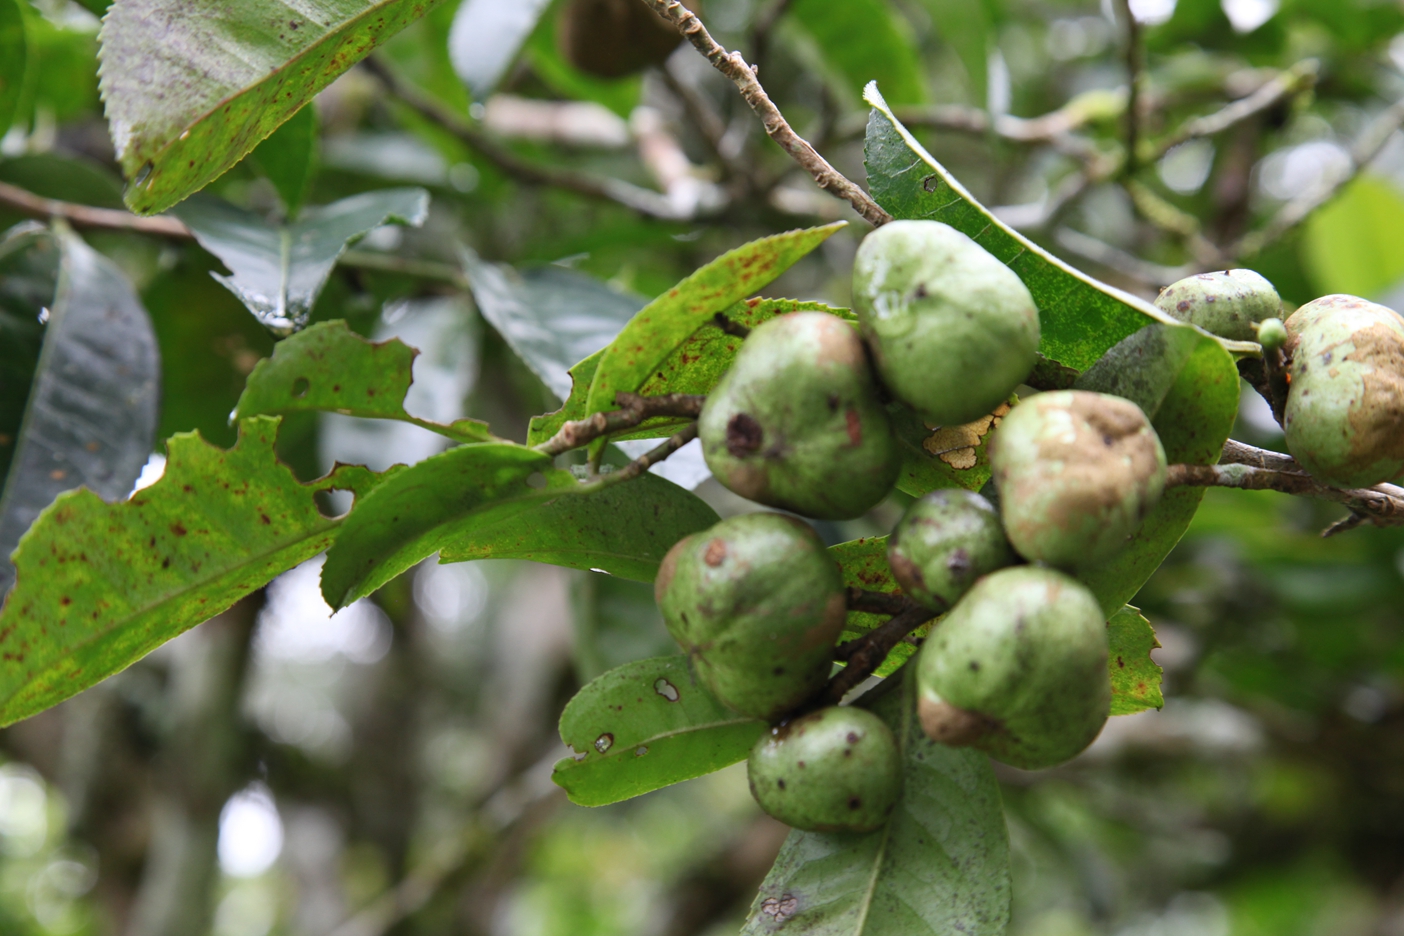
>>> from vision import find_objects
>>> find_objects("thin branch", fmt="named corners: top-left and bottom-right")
top-left (642, 0), bottom-right (891, 226)
top-left (844, 588), bottom-right (917, 618)
top-left (1146, 61), bottom-right (1318, 162)
top-left (532, 393), bottom-right (706, 457)
top-left (824, 605), bottom-right (935, 705)
top-left (1052, 227), bottom-right (1195, 288)
top-left (1167, 461), bottom-right (1404, 532)
top-left (361, 58), bottom-right (703, 222)
top-left (580, 423), bottom-right (701, 490)
top-left (0, 180), bottom-right (191, 238)
top-left (1113, 0), bottom-right (1144, 175)
top-left (1219, 439), bottom-right (1297, 471)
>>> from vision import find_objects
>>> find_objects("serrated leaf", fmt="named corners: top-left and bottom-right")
top-left (0, 416), bottom-right (381, 726)
top-left (440, 472), bottom-right (719, 582)
top-left (583, 224), bottom-right (846, 424)
top-left (246, 103), bottom-right (319, 219)
top-left (527, 299), bottom-right (852, 447)
top-left (789, 0), bottom-right (926, 106)
top-left (234, 319), bottom-right (493, 443)
top-left (828, 536), bottom-right (931, 677)
top-left (461, 249), bottom-right (646, 401)
top-left (0, 0), bottom-right (28, 137)
top-left (551, 655), bottom-right (765, 807)
top-left (1108, 605), bottom-right (1163, 715)
top-left (863, 84), bottom-right (1187, 372)
top-left (1074, 323), bottom-right (1240, 616)
top-left (744, 665), bottom-right (1010, 935)
top-left (0, 227), bottom-right (159, 596)
top-left (173, 189), bottom-right (429, 334)
top-left (99, 0), bottom-right (445, 214)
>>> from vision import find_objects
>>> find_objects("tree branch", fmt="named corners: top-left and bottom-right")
top-left (1146, 61), bottom-right (1318, 162)
top-left (1112, 0), bottom-right (1144, 176)
top-left (844, 588), bottom-right (917, 618)
top-left (579, 423), bottom-right (701, 490)
top-left (824, 605), bottom-right (935, 705)
top-left (0, 180), bottom-right (191, 238)
top-left (642, 0), bottom-right (892, 226)
top-left (533, 393), bottom-right (706, 457)
top-left (1168, 460), bottom-right (1404, 533)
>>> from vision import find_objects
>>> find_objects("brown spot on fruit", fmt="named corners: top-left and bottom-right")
top-left (725, 413), bottom-right (763, 457)
top-left (703, 538), bottom-right (727, 567)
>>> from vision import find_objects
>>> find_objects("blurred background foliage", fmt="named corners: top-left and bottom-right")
top-left (4, 0), bottom-right (1404, 934)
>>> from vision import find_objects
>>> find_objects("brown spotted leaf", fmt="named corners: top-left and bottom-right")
top-left (1108, 605), bottom-right (1163, 715)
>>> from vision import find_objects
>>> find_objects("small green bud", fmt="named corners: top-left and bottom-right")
top-left (747, 705), bottom-right (901, 832)
top-left (989, 390), bottom-right (1167, 569)
top-left (656, 514), bottom-right (845, 721)
top-left (852, 220), bottom-right (1041, 426)
top-left (1283, 294), bottom-right (1404, 488)
top-left (1256, 317), bottom-right (1288, 351)
top-left (887, 490), bottom-right (1014, 611)
top-left (1154, 269), bottom-right (1281, 342)
top-left (699, 312), bottom-right (900, 519)
top-left (916, 566), bottom-right (1109, 770)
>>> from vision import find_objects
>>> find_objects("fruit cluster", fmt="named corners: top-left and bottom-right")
top-left (652, 220), bottom-right (1404, 834)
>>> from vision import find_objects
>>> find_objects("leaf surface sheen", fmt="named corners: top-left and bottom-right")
top-left (99, 0), bottom-right (445, 213)
top-left (744, 667), bottom-right (1010, 936)
top-left (234, 319), bottom-right (493, 443)
top-left (0, 416), bottom-right (377, 727)
top-left (173, 189), bottom-right (429, 334)
top-left (582, 223), bottom-right (845, 423)
top-left (552, 655), bottom-right (764, 807)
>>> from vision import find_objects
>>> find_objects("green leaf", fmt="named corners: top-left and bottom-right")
top-left (744, 666), bottom-right (1010, 935)
top-left (440, 472), bottom-right (719, 582)
top-left (582, 224), bottom-right (846, 424)
top-left (172, 189), bottom-right (429, 334)
top-left (233, 320), bottom-right (493, 443)
top-left (0, 154), bottom-right (125, 210)
top-left (526, 299), bottom-right (852, 447)
top-left (320, 441), bottom-right (566, 608)
top-left (551, 655), bottom-right (765, 807)
top-left (788, 0), bottom-right (926, 106)
top-left (913, 0), bottom-right (995, 106)
top-left (99, 0), bottom-right (446, 214)
top-left (0, 416), bottom-right (377, 726)
top-left (1302, 174), bottom-right (1404, 299)
top-left (888, 397), bottom-right (1012, 498)
top-left (863, 84), bottom-right (1197, 372)
top-left (1108, 605), bottom-right (1163, 716)
top-left (0, 0), bottom-right (28, 137)
top-left (246, 104), bottom-right (319, 219)
top-left (1074, 323), bottom-right (1240, 616)
top-left (0, 227), bottom-right (160, 596)
top-left (828, 536), bottom-right (933, 677)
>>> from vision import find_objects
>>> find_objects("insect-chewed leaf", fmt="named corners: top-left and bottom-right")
top-left (527, 299), bottom-right (852, 447)
top-left (1108, 605), bottom-right (1163, 715)
top-left (173, 189), bottom-right (429, 334)
top-left (1074, 323), bottom-right (1240, 615)
top-left (863, 84), bottom-right (1181, 373)
top-left (581, 224), bottom-right (846, 425)
top-left (552, 655), bottom-right (764, 807)
top-left (0, 226), bottom-right (159, 596)
top-left (0, 0), bottom-right (28, 138)
top-left (0, 416), bottom-right (381, 727)
top-left (828, 536), bottom-right (929, 677)
top-left (744, 666), bottom-right (1010, 935)
top-left (889, 398), bottom-right (1013, 497)
top-left (439, 472), bottom-right (719, 582)
top-left (99, 0), bottom-right (444, 214)
top-left (233, 320), bottom-right (493, 443)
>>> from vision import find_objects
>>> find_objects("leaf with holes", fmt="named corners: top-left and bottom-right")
top-left (552, 655), bottom-right (765, 807)
top-left (233, 320), bottom-right (493, 443)
top-left (173, 189), bottom-right (429, 334)
top-left (0, 226), bottom-right (159, 596)
top-left (862, 84), bottom-right (1254, 372)
top-left (1108, 605), bottom-right (1163, 715)
top-left (527, 299), bottom-right (853, 447)
top-left (440, 472), bottom-right (719, 582)
top-left (99, 0), bottom-right (445, 214)
top-left (1073, 323), bottom-right (1240, 616)
top-left (0, 416), bottom-right (388, 726)
top-left (582, 224), bottom-right (845, 425)
top-left (744, 665), bottom-right (1010, 935)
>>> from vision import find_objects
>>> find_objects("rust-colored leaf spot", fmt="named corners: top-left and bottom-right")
top-left (171, 522), bottom-right (188, 536)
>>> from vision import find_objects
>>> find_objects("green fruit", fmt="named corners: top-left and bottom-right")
top-left (747, 705), bottom-right (901, 832)
top-left (852, 220), bottom-right (1040, 426)
top-left (887, 490), bottom-right (1014, 611)
top-left (655, 513), bottom-right (846, 720)
top-left (1154, 269), bottom-right (1281, 342)
top-left (989, 390), bottom-right (1167, 569)
top-left (556, 0), bottom-right (692, 79)
top-left (916, 566), bottom-right (1109, 770)
top-left (1283, 294), bottom-right (1404, 487)
top-left (699, 312), bottom-right (901, 520)
top-left (1257, 317), bottom-right (1288, 351)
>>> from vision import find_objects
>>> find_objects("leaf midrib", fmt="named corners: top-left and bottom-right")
top-left (567, 715), bottom-right (758, 759)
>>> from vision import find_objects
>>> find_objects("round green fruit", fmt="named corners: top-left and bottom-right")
top-left (1154, 269), bottom-right (1280, 342)
top-left (655, 513), bottom-right (846, 721)
top-left (1257, 317), bottom-right (1288, 351)
top-left (916, 566), bottom-right (1109, 770)
top-left (887, 490), bottom-right (1014, 611)
top-left (989, 390), bottom-right (1167, 569)
top-left (747, 705), bottom-right (901, 832)
top-left (699, 312), bottom-right (901, 520)
top-left (852, 220), bottom-right (1040, 426)
top-left (1283, 294), bottom-right (1404, 487)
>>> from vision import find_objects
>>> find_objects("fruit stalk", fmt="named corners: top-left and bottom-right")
top-left (534, 392), bottom-right (707, 456)
top-left (825, 604), bottom-right (936, 705)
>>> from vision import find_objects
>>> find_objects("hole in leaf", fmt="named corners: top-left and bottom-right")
top-left (654, 678), bottom-right (680, 702)
top-left (594, 733), bottom-right (614, 753)
top-left (291, 377), bottom-right (310, 398)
